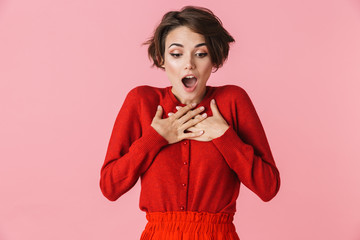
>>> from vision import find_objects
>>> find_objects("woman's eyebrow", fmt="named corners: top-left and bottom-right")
top-left (168, 43), bottom-right (207, 48)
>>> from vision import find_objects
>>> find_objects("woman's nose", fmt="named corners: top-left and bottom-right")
top-left (184, 56), bottom-right (195, 70)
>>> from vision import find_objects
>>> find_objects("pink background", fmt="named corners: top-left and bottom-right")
top-left (1, 0), bottom-right (360, 239)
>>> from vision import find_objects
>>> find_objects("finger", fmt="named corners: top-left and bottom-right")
top-left (194, 114), bottom-right (204, 120)
top-left (180, 130), bottom-right (204, 139)
top-left (172, 103), bottom-right (197, 119)
top-left (210, 99), bottom-right (221, 116)
top-left (178, 106), bottom-right (205, 124)
top-left (154, 105), bottom-right (163, 119)
top-left (186, 127), bottom-right (199, 133)
top-left (181, 113), bottom-right (207, 130)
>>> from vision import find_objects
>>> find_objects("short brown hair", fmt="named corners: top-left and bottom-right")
top-left (143, 6), bottom-right (235, 71)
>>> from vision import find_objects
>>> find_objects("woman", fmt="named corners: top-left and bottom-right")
top-left (100, 6), bottom-right (280, 240)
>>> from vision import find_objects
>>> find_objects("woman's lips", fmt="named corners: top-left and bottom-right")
top-left (182, 76), bottom-right (198, 92)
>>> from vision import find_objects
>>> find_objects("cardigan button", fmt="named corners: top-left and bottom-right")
top-left (183, 161), bottom-right (188, 165)
top-left (183, 141), bottom-right (187, 145)
top-left (180, 206), bottom-right (185, 210)
top-left (182, 183), bottom-right (186, 187)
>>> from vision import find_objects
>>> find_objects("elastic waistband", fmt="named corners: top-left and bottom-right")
top-left (143, 211), bottom-right (236, 233)
top-left (146, 211), bottom-right (234, 224)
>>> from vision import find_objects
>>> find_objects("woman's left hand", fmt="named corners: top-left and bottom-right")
top-left (173, 99), bottom-right (230, 142)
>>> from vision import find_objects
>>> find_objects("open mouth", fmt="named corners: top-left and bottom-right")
top-left (182, 75), bottom-right (198, 88)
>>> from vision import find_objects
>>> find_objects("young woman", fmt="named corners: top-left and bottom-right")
top-left (100, 6), bottom-right (280, 240)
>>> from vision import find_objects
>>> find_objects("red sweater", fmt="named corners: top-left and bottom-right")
top-left (100, 85), bottom-right (280, 213)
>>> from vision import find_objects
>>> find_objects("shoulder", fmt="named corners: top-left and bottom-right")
top-left (125, 85), bottom-right (165, 102)
top-left (127, 85), bottom-right (162, 96)
top-left (212, 84), bottom-right (252, 103)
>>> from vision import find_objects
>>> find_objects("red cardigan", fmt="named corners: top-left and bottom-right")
top-left (100, 85), bottom-right (280, 213)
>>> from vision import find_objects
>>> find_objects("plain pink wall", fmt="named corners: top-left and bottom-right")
top-left (1, 0), bottom-right (359, 239)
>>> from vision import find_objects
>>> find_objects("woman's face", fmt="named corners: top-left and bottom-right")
top-left (163, 26), bottom-right (213, 104)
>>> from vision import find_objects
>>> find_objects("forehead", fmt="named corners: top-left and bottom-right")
top-left (165, 26), bottom-right (205, 47)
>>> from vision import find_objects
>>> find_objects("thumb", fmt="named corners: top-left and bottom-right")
top-left (210, 99), bottom-right (221, 116)
top-left (154, 105), bottom-right (163, 119)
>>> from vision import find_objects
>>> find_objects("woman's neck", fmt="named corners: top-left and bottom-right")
top-left (171, 87), bottom-right (207, 105)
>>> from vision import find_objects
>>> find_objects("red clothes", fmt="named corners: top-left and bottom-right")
top-left (100, 85), bottom-right (280, 214)
top-left (141, 211), bottom-right (240, 240)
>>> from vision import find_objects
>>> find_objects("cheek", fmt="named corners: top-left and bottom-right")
top-left (164, 59), bottom-right (182, 77)
top-left (164, 59), bottom-right (181, 84)
top-left (199, 60), bottom-right (213, 77)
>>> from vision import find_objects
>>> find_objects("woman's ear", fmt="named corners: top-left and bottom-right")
top-left (159, 59), bottom-right (165, 70)
top-left (212, 65), bottom-right (218, 73)
top-left (158, 57), bottom-right (165, 69)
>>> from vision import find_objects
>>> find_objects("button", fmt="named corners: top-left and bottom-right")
top-left (183, 161), bottom-right (188, 165)
top-left (183, 141), bottom-right (187, 145)
top-left (182, 183), bottom-right (187, 187)
top-left (180, 206), bottom-right (185, 210)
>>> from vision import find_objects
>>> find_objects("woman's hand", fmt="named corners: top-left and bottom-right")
top-left (151, 103), bottom-right (208, 144)
top-left (185, 99), bottom-right (229, 142)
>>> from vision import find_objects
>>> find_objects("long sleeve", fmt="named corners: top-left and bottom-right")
top-left (99, 88), bottom-right (169, 201)
top-left (212, 86), bottom-right (280, 202)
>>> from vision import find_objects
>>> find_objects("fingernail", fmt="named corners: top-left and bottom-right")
top-left (191, 103), bottom-right (197, 107)
top-left (157, 105), bottom-right (161, 110)
top-left (176, 106), bottom-right (181, 110)
top-left (199, 130), bottom-right (204, 135)
top-left (168, 112), bottom-right (173, 116)
top-left (200, 106), bottom-right (205, 111)
top-left (211, 99), bottom-right (215, 104)
top-left (202, 113), bottom-right (207, 118)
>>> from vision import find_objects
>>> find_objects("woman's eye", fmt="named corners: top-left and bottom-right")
top-left (196, 53), bottom-right (208, 58)
top-left (170, 53), bottom-right (182, 58)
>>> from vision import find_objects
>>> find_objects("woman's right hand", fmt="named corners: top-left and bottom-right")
top-left (151, 103), bottom-right (207, 144)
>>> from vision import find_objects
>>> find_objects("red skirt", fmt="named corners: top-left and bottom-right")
top-left (140, 211), bottom-right (240, 240)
